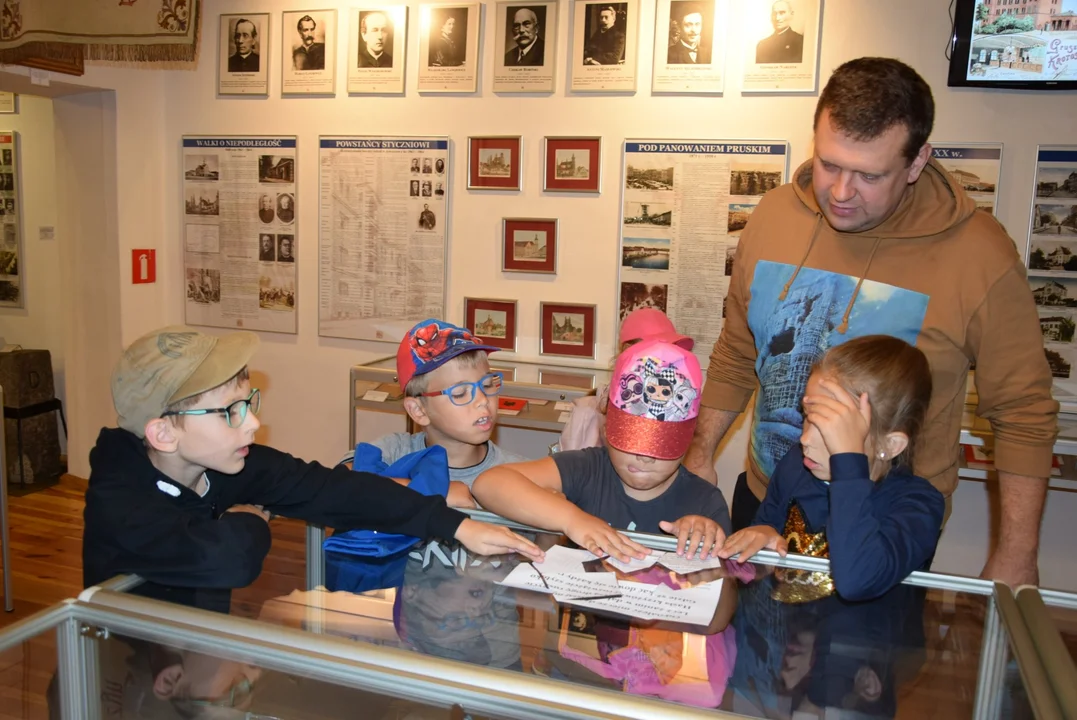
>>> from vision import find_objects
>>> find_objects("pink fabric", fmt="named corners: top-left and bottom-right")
top-left (559, 392), bottom-right (606, 451)
top-left (620, 308), bottom-right (694, 350)
top-left (559, 628), bottom-right (737, 708)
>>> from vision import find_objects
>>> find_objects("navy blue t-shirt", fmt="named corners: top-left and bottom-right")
top-left (552, 446), bottom-right (732, 535)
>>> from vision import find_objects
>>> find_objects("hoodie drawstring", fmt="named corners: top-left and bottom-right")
top-left (836, 235), bottom-right (883, 335)
top-left (778, 215), bottom-right (824, 302)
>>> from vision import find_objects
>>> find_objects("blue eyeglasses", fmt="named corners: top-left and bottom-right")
top-left (421, 372), bottom-right (504, 406)
top-left (162, 389), bottom-right (261, 428)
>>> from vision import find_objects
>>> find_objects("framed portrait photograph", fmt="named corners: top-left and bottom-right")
top-left (543, 137), bottom-right (601, 193)
top-left (651, 0), bottom-right (727, 94)
top-left (282, 9), bottom-right (336, 95)
top-left (348, 6), bottom-right (408, 94)
top-left (468, 136), bottom-right (522, 190)
top-left (740, 0), bottom-right (822, 93)
top-left (493, 0), bottom-right (558, 93)
top-left (219, 13), bottom-right (271, 96)
top-left (540, 302), bottom-right (597, 359)
top-left (502, 217), bottom-right (557, 273)
top-left (418, 3), bottom-right (481, 93)
top-left (569, 0), bottom-right (639, 93)
top-left (465, 297), bottom-right (518, 351)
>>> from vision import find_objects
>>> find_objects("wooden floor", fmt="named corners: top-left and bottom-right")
top-left (0, 475), bottom-right (308, 719)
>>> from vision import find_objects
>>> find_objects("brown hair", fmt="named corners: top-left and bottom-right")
top-left (813, 335), bottom-right (931, 470)
top-left (163, 366), bottom-right (251, 428)
top-left (814, 57), bottom-right (934, 164)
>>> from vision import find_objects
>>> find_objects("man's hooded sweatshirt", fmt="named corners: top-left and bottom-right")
top-left (703, 158), bottom-right (1058, 499)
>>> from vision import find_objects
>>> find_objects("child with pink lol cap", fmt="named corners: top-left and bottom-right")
top-left (473, 340), bottom-right (731, 563)
top-left (557, 308), bottom-right (695, 453)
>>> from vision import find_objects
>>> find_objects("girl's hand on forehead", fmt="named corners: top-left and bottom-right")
top-left (802, 378), bottom-right (872, 456)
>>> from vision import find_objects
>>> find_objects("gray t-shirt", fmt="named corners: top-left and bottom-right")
top-left (339, 432), bottom-right (526, 488)
top-left (552, 446), bottom-right (732, 535)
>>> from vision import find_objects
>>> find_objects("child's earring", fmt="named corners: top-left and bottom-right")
top-left (877, 451), bottom-right (887, 460)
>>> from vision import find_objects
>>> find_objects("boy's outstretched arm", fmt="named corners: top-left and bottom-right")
top-left (472, 459), bottom-right (647, 562)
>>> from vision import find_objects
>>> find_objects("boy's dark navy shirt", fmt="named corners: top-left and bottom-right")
top-left (552, 446), bottom-right (732, 535)
top-left (754, 446), bottom-right (945, 601)
top-left (83, 427), bottom-right (466, 613)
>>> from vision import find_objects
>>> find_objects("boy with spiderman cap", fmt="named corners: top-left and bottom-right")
top-left (83, 326), bottom-right (542, 613)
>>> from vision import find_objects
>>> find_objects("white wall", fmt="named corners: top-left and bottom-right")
top-left (0, 95), bottom-right (66, 450)
top-left (21, 0), bottom-right (1077, 584)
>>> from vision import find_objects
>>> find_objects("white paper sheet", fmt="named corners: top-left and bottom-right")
top-left (566, 580), bottom-right (723, 625)
top-left (605, 550), bottom-right (724, 575)
top-left (499, 564), bottom-right (621, 601)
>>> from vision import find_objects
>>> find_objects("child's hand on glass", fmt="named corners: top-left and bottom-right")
top-left (718, 525), bottom-right (788, 561)
top-left (803, 378), bottom-right (872, 455)
top-left (659, 515), bottom-right (726, 559)
top-left (564, 510), bottom-right (649, 563)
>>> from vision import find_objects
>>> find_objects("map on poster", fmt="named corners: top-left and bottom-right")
top-left (318, 137), bottom-right (449, 342)
top-left (619, 140), bottom-right (789, 368)
top-left (1026, 145), bottom-right (1077, 411)
top-left (182, 136), bottom-right (298, 334)
top-left (931, 143), bottom-right (1003, 217)
top-left (0, 132), bottom-right (20, 308)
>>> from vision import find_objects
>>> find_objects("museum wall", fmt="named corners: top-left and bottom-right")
top-left (14, 0), bottom-right (1077, 585)
top-left (0, 94), bottom-right (67, 451)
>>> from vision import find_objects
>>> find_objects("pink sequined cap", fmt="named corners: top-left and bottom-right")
top-left (606, 340), bottom-right (702, 460)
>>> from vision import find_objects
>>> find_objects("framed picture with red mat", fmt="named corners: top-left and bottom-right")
top-left (464, 297), bottom-right (517, 351)
top-left (543, 136), bottom-right (601, 193)
top-left (540, 302), bottom-right (596, 359)
top-left (468, 136), bottom-right (522, 190)
top-left (502, 217), bottom-right (557, 273)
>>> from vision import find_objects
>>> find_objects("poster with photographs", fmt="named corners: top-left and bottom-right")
top-left (570, 0), bottom-right (639, 92)
top-left (493, 0), bottom-right (558, 93)
top-left (1027, 145), bottom-right (1077, 410)
top-left (182, 137), bottom-right (298, 334)
top-left (0, 133), bottom-right (20, 307)
top-left (651, 0), bottom-right (727, 94)
top-left (619, 139), bottom-right (789, 367)
top-left (282, 9), bottom-right (336, 95)
top-left (739, 0), bottom-right (820, 93)
top-left (418, 3), bottom-right (481, 93)
top-left (318, 136), bottom-right (449, 342)
top-left (348, 6), bottom-right (408, 94)
top-left (219, 13), bottom-right (271, 96)
top-left (932, 143), bottom-right (1002, 217)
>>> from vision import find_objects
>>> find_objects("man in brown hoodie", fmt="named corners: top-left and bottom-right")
top-left (685, 57), bottom-right (1056, 587)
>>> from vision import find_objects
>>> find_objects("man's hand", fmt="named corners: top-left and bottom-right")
top-left (564, 510), bottom-right (648, 563)
top-left (719, 525), bottom-right (787, 561)
top-left (225, 504), bottom-right (271, 523)
top-left (454, 518), bottom-right (545, 561)
top-left (981, 547), bottom-right (1039, 587)
top-left (659, 515), bottom-right (726, 559)
top-left (447, 481), bottom-right (477, 509)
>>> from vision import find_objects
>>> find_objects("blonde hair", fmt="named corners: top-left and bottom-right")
top-left (812, 335), bottom-right (931, 469)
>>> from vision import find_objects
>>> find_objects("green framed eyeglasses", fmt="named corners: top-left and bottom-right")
top-left (162, 389), bottom-right (261, 428)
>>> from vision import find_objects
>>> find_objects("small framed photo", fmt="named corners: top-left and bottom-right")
top-left (468, 136), bottom-right (522, 190)
top-left (464, 297), bottom-right (518, 351)
top-left (219, 13), bottom-right (271, 96)
top-left (543, 136), bottom-right (601, 193)
top-left (0, 93), bottom-right (16, 114)
top-left (282, 9), bottom-right (336, 95)
top-left (418, 3), bottom-right (482, 93)
top-left (502, 217), bottom-right (557, 273)
top-left (570, 0), bottom-right (640, 93)
top-left (540, 302), bottom-right (596, 359)
top-left (493, 0), bottom-right (559, 93)
top-left (348, 6), bottom-right (408, 94)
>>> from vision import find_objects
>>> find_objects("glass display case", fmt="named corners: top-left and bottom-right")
top-left (4, 523), bottom-right (1063, 719)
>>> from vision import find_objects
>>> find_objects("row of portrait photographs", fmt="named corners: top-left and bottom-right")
top-left (411, 157), bottom-right (447, 174)
top-left (409, 179), bottom-right (446, 197)
top-left (218, 0), bottom-right (821, 96)
top-left (257, 233), bottom-right (297, 262)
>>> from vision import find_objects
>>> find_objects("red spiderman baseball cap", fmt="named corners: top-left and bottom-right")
top-left (397, 318), bottom-right (501, 392)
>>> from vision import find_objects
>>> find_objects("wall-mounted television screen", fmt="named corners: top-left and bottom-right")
top-left (948, 0), bottom-right (1077, 90)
